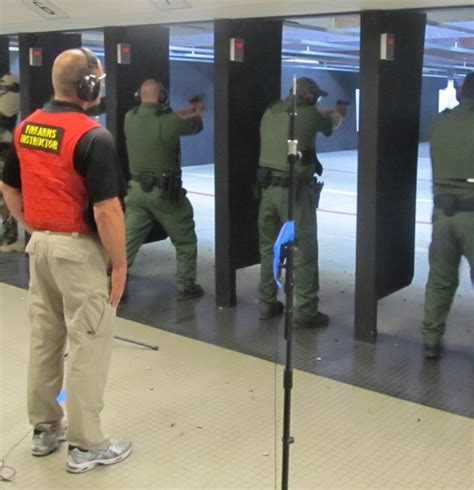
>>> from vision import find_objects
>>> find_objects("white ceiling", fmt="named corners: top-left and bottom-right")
top-left (0, 0), bottom-right (471, 35)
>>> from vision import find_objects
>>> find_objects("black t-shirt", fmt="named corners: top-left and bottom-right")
top-left (2, 100), bottom-right (127, 228)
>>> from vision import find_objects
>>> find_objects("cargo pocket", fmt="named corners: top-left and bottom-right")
top-left (25, 234), bottom-right (44, 289)
top-left (52, 245), bottom-right (89, 263)
top-left (82, 300), bottom-right (115, 336)
top-left (25, 234), bottom-right (40, 255)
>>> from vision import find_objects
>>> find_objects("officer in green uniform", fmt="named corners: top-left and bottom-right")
top-left (0, 73), bottom-right (22, 252)
top-left (422, 72), bottom-right (474, 358)
top-left (257, 77), bottom-right (348, 326)
top-left (124, 79), bottom-right (205, 301)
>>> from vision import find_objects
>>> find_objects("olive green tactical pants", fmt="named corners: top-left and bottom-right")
top-left (258, 182), bottom-right (320, 321)
top-left (26, 231), bottom-right (115, 450)
top-left (422, 208), bottom-right (474, 347)
top-left (125, 181), bottom-right (198, 291)
top-left (0, 157), bottom-right (19, 245)
top-left (0, 195), bottom-right (18, 244)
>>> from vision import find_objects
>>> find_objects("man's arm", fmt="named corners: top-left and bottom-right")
top-left (0, 182), bottom-right (32, 233)
top-left (93, 196), bottom-right (127, 307)
top-left (75, 127), bottom-right (128, 307)
top-left (323, 102), bottom-right (348, 131)
top-left (174, 100), bottom-right (205, 135)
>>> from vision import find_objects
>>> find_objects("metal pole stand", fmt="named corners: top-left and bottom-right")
top-left (281, 76), bottom-right (298, 490)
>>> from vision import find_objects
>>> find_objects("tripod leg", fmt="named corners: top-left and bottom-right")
top-left (114, 335), bottom-right (159, 351)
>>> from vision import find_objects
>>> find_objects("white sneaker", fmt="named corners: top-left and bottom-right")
top-left (66, 439), bottom-right (132, 473)
top-left (31, 422), bottom-right (67, 457)
top-left (1, 240), bottom-right (25, 252)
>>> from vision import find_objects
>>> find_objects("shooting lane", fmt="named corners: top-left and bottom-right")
top-left (214, 19), bottom-right (282, 307)
top-left (104, 25), bottom-right (169, 243)
top-left (355, 10), bottom-right (426, 342)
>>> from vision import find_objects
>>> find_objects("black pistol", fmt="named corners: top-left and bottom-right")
top-left (188, 93), bottom-right (205, 104)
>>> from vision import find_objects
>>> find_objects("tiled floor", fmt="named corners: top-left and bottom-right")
top-left (1, 283), bottom-right (473, 489)
top-left (1, 147), bottom-right (473, 488)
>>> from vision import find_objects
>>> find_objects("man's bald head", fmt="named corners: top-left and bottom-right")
top-left (139, 79), bottom-right (163, 103)
top-left (52, 48), bottom-right (101, 100)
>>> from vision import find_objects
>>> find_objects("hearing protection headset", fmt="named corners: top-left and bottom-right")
top-left (77, 47), bottom-right (103, 102)
top-left (134, 80), bottom-right (169, 106)
top-left (158, 83), bottom-right (168, 105)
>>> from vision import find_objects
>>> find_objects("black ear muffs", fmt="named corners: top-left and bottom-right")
top-left (158, 85), bottom-right (168, 105)
top-left (77, 74), bottom-right (101, 102)
top-left (134, 83), bottom-right (168, 105)
top-left (77, 48), bottom-right (102, 102)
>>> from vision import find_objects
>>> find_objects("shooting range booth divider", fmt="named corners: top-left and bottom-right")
top-left (104, 25), bottom-right (170, 243)
top-left (18, 32), bottom-right (82, 117)
top-left (355, 10), bottom-right (426, 343)
top-left (214, 18), bottom-right (283, 307)
top-left (0, 37), bottom-right (10, 76)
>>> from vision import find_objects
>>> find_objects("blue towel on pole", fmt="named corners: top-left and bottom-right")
top-left (273, 221), bottom-right (295, 288)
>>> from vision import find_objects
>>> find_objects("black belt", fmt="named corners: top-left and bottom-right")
top-left (257, 167), bottom-right (314, 189)
top-left (270, 175), bottom-right (290, 187)
top-left (270, 176), bottom-right (313, 187)
top-left (434, 195), bottom-right (474, 216)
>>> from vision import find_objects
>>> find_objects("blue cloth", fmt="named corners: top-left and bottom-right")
top-left (273, 220), bottom-right (295, 288)
top-left (56, 388), bottom-right (66, 404)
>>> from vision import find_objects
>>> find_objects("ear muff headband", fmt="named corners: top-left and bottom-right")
top-left (134, 81), bottom-right (169, 105)
top-left (158, 84), bottom-right (168, 105)
top-left (77, 48), bottom-right (102, 102)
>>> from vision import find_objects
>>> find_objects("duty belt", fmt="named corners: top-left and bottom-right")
top-left (270, 176), bottom-right (313, 188)
top-left (132, 171), bottom-right (182, 203)
top-left (434, 194), bottom-right (474, 216)
top-left (258, 167), bottom-right (313, 189)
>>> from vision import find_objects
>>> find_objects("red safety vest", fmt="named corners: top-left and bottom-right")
top-left (15, 109), bottom-right (100, 233)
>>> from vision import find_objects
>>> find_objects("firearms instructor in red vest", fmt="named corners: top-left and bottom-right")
top-left (1, 48), bottom-right (132, 473)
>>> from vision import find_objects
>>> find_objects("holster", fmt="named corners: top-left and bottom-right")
top-left (313, 178), bottom-right (324, 209)
top-left (257, 167), bottom-right (272, 189)
top-left (161, 169), bottom-right (182, 203)
top-left (251, 183), bottom-right (261, 200)
top-left (434, 194), bottom-right (458, 217)
top-left (300, 149), bottom-right (323, 176)
top-left (136, 173), bottom-right (156, 193)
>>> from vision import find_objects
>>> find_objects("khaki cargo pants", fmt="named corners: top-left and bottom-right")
top-left (26, 231), bottom-right (115, 450)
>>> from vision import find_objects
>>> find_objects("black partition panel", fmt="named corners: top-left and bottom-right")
top-left (18, 32), bottom-right (81, 117)
top-left (214, 19), bottom-right (282, 307)
top-left (0, 37), bottom-right (9, 75)
top-left (355, 10), bottom-right (426, 342)
top-left (104, 25), bottom-right (169, 243)
top-left (104, 25), bottom-right (169, 181)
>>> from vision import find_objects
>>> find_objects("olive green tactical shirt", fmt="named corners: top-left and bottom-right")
top-left (259, 97), bottom-right (333, 177)
top-left (124, 103), bottom-right (203, 176)
top-left (429, 98), bottom-right (474, 199)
